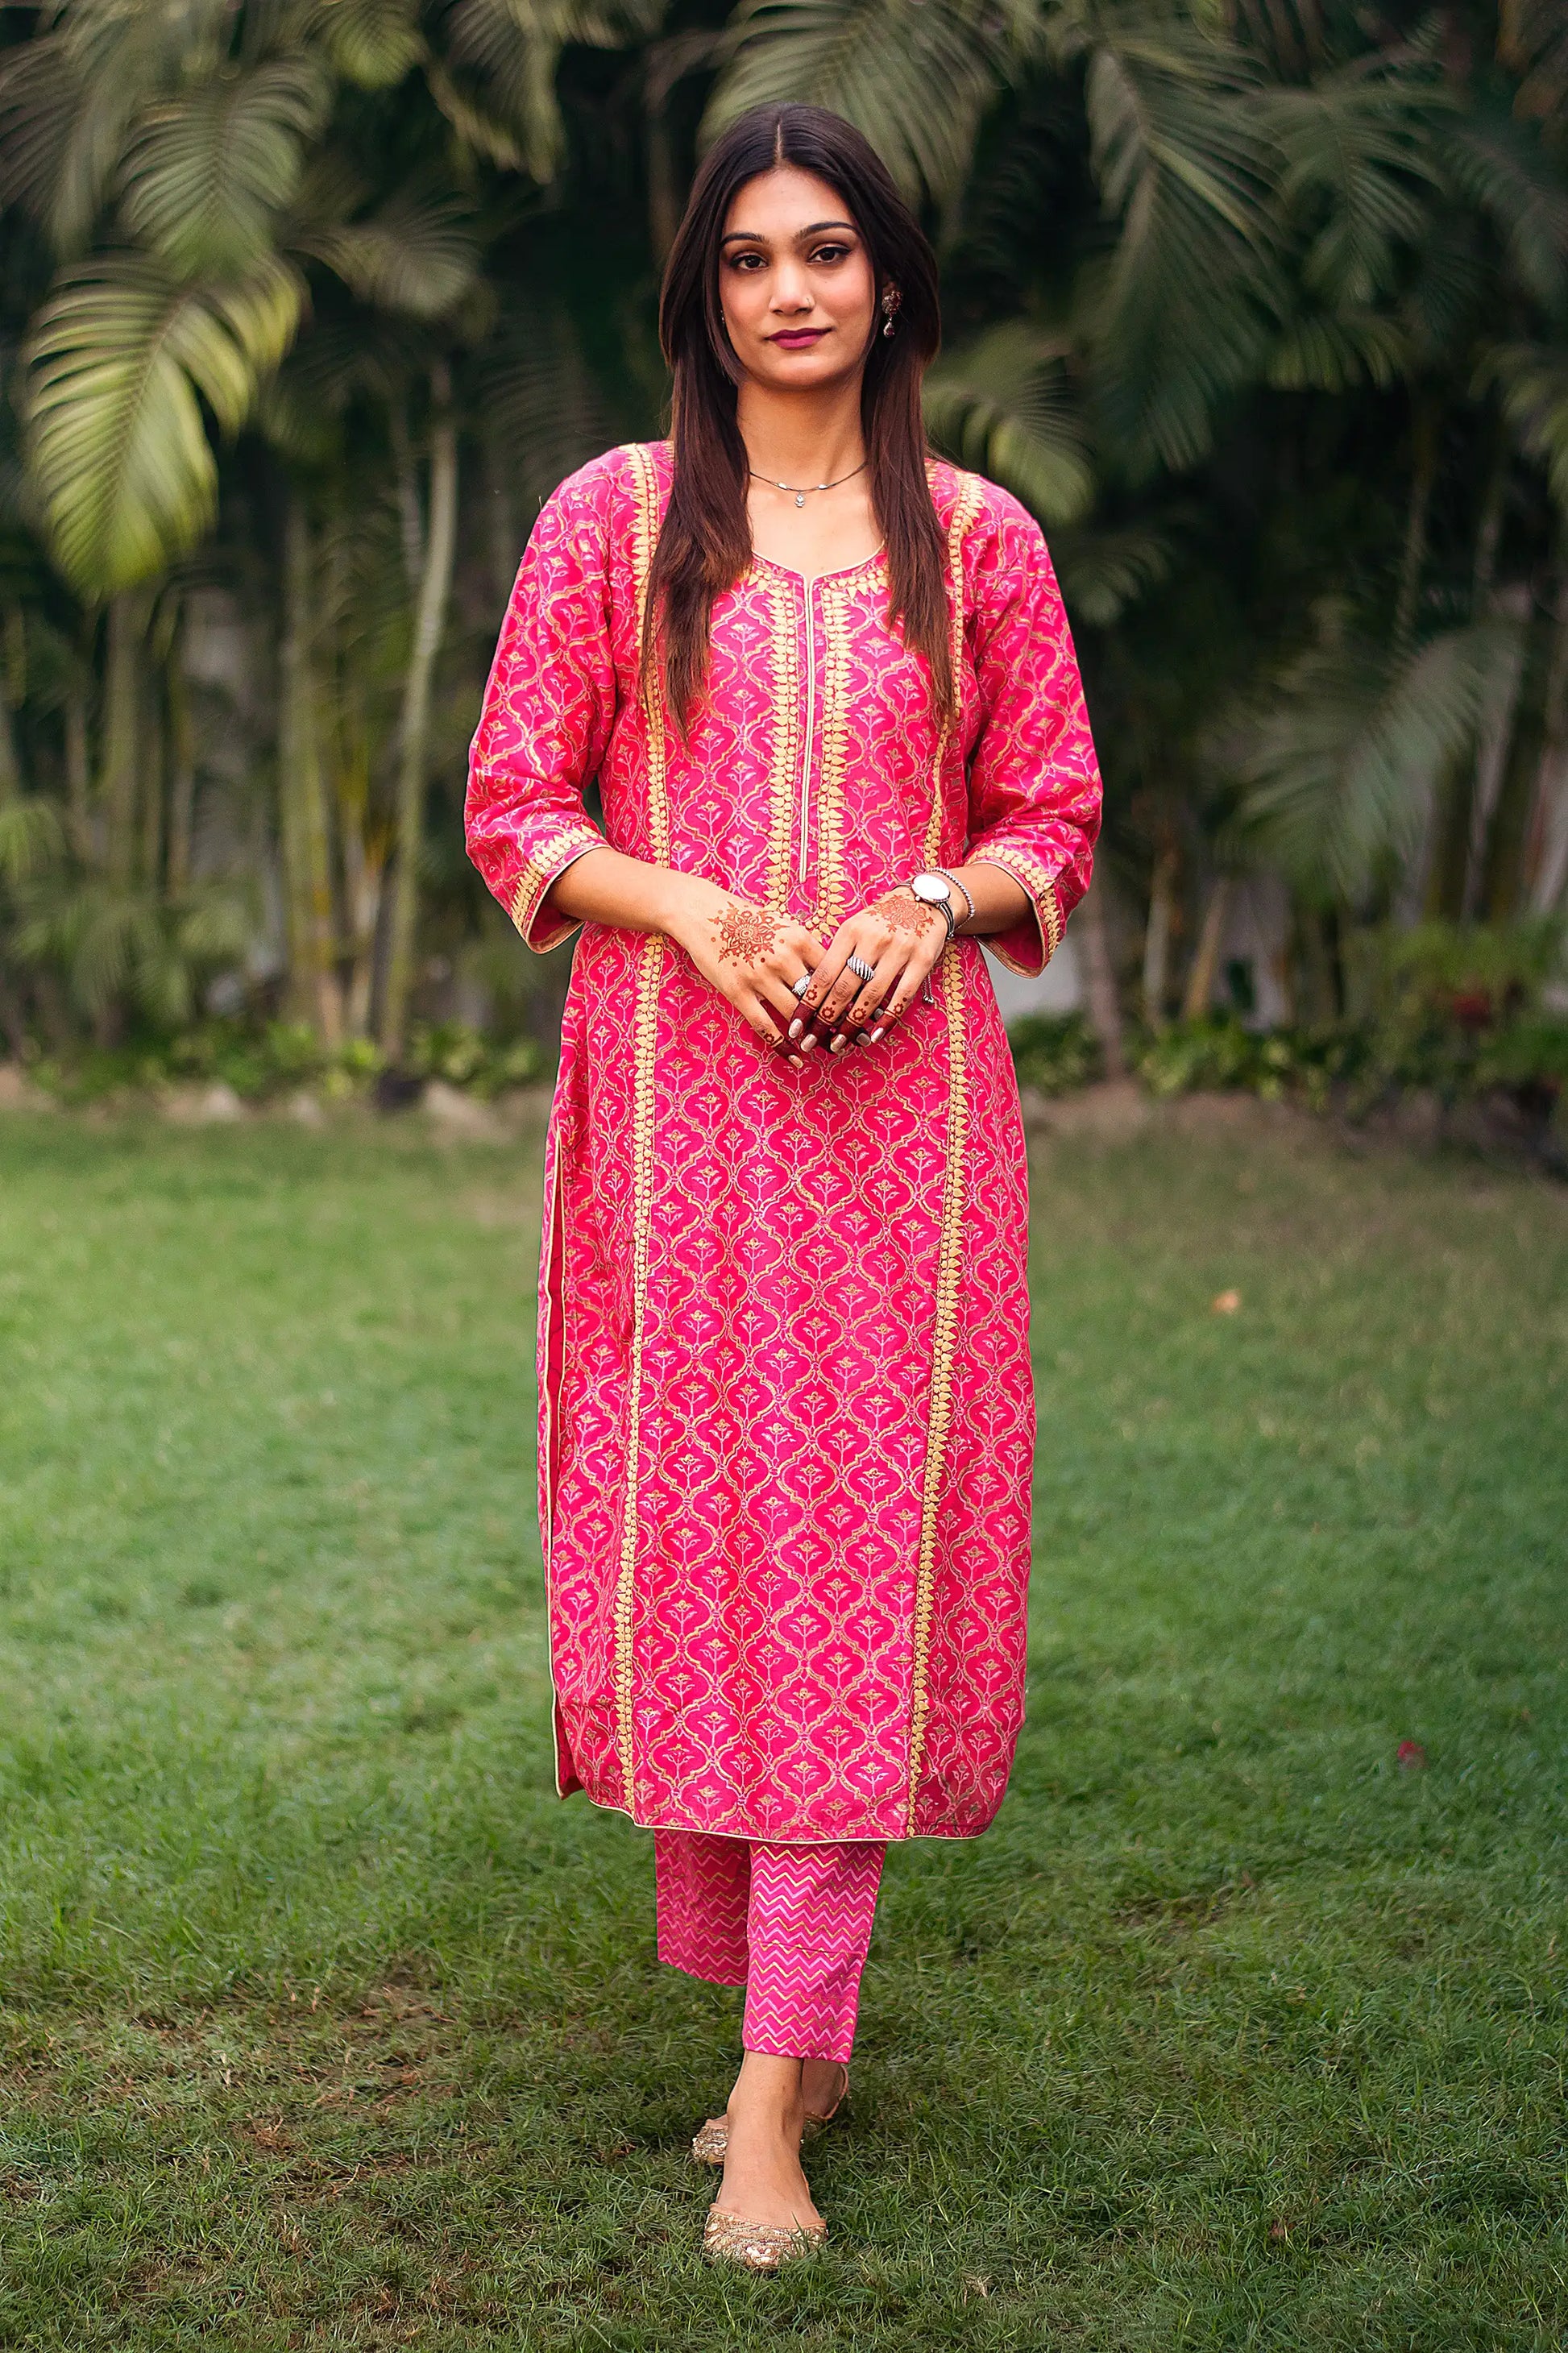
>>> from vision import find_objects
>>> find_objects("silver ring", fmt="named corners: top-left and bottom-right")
top-left (790, 973), bottom-right (811, 999)
top-left (846, 952), bottom-right (877, 985)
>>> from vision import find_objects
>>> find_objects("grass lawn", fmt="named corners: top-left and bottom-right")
top-left (0, 1104), bottom-right (1565, 2351)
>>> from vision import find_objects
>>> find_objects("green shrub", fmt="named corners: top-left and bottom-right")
top-left (1007, 1011), bottom-right (1102, 1097)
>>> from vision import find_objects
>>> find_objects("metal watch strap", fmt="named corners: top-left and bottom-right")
top-left (931, 866), bottom-right (976, 926)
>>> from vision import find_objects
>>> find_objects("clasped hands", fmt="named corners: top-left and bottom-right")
top-left (674, 879), bottom-right (947, 1067)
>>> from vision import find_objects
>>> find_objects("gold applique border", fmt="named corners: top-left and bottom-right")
top-left (906, 471), bottom-right (984, 1831)
top-left (763, 574), bottom-right (799, 911)
top-left (612, 444), bottom-right (672, 1811)
top-left (508, 824), bottom-right (604, 944)
top-left (969, 846), bottom-right (1064, 969)
top-left (810, 577), bottom-right (852, 932)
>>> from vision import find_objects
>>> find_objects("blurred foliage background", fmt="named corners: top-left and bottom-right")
top-left (0, 0), bottom-right (1566, 1118)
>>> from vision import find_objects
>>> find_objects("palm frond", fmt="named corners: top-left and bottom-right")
top-left (435, 0), bottom-right (662, 184)
top-left (25, 253), bottom-right (305, 595)
top-left (1479, 342), bottom-right (1568, 509)
top-left (0, 796), bottom-right (66, 882)
top-left (1081, 22), bottom-right (1284, 474)
top-left (473, 305), bottom-right (614, 509)
top-left (1267, 309), bottom-right (1408, 392)
top-left (1047, 521), bottom-right (1173, 627)
top-left (27, 0), bottom-right (243, 252)
top-left (118, 57), bottom-right (334, 278)
top-left (923, 322), bottom-right (1093, 528)
top-left (300, 191), bottom-right (479, 318)
top-left (1440, 114), bottom-right (1568, 313)
top-left (1230, 620), bottom-right (1512, 898)
top-left (703, 0), bottom-right (1002, 204)
top-left (1265, 61), bottom-right (1443, 308)
top-left (301, 0), bottom-right (426, 90)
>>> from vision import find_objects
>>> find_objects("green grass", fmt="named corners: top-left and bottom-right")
top-left (0, 1106), bottom-right (1565, 2350)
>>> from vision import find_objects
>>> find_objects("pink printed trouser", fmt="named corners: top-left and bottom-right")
top-left (653, 1832), bottom-right (886, 2065)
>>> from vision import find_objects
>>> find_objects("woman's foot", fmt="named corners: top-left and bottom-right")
top-left (711, 2052), bottom-right (823, 2235)
top-left (693, 2058), bottom-right (845, 2160)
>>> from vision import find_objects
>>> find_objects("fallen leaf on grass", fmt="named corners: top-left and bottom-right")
top-left (1397, 1740), bottom-right (1427, 1770)
top-left (1212, 1289), bottom-right (1242, 1314)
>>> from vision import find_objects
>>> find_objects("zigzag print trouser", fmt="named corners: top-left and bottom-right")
top-left (653, 1832), bottom-right (886, 2065)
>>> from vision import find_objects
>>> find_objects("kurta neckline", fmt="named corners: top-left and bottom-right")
top-left (747, 546), bottom-right (888, 590)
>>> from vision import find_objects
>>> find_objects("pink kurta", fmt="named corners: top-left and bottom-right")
top-left (467, 442), bottom-right (1100, 1846)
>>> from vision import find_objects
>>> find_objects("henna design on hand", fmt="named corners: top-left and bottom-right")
top-left (712, 901), bottom-right (782, 965)
top-left (870, 891), bottom-right (937, 936)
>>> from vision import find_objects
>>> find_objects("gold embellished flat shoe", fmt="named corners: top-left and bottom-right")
top-left (690, 2065), bottom-right (848, 2167)
top-left (703, 2206), bottom-right (827, 2270)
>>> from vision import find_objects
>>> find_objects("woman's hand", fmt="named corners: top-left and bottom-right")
top-left (792, 889), bottom-right (947, 1055)
top-left (666, 877), bottom-right (824, 1061)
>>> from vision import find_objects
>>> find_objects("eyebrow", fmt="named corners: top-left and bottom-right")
top-left (720, 219), bottom-right (857, 244)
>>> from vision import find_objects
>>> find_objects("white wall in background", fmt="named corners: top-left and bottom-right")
top-left (984, 935), bottom-right (1085, 1022)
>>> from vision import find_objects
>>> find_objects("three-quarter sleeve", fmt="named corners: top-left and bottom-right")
top-left (963, 498), bottom-right (1101, 977)
top-left (465, 466), bottom-right (616, 953)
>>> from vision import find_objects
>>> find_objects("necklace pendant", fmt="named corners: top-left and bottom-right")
top-left (794, 492), bottom-right (806, 508)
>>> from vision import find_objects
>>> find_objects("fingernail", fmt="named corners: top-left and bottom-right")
top-left (787, 1054), bottom-right (804, 1068)
top-left (830, 1035), bottom-right (846, 1055)
top-left (869, 1027), bottom-right (885, 1044)
top-left (788, 1019), bottom-right (803, 1040)
top-left (801, 1034), bottom-right (817, 1052)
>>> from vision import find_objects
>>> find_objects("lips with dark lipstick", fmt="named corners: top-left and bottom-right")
top-left (769, 329), bottom-right (828, 349)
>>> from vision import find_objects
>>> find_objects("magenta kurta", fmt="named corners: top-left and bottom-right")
top-left (467, 442), bottom-right (1100, 1845)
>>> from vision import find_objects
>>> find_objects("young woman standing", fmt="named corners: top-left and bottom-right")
top-left (466, 103), bottom-right (1101, 2268)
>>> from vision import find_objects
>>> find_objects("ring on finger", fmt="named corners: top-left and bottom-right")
top-left (845, 952), bottom-right (877, 985)
top-left (790, 973), bottom-right (811, 1000)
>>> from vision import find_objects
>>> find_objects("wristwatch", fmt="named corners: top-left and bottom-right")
top-left (907, 870), bottom-right (960, 939)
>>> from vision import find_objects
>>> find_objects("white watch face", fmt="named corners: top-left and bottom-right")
top-left (911, 874), bottom-right (949, 904)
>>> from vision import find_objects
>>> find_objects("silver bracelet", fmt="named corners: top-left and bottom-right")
top-left (932, 866), bottom-right (977, 928)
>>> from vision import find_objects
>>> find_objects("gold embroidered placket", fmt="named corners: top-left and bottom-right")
top-left (763, 575), bottom-right (801, 911)
top-left (809, 578), bottom-right (852, 932)
top-left (612, 445), bottom-right (672, 1810)
top-left (904, 474), bottom-right (984, 1828)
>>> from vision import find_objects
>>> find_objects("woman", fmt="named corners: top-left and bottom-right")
top-left (466, 103), bottom-right (1100, 2268)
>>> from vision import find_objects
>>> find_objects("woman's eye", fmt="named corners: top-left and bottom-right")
top-left (811, 244), bottom-right (850, 264)
top-left (728, 251), bottom-right (765, 271)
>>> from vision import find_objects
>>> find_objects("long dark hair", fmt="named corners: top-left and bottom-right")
top-left (645, 105), bottom-right (949, 731)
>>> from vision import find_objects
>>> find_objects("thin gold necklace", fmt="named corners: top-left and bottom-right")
top-left (749, 462), bottom-right (867, 510)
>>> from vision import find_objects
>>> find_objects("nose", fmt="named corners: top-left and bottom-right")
top-left (770, 257), bottom-right (813, 313)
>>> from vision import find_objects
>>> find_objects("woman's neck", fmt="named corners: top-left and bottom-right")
top-left (736, 377), bottom-right (865, 490)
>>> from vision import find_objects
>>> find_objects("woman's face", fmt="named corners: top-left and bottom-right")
top-left (717, 164), bottom-right (878, 394)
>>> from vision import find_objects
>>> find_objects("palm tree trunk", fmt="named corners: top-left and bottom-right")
top-left (1524, 554), bottom-right (1568, 913)
top-left (139, 679), bottom-right (164, 888)
top-left (480, 420), bottom-right (518, 616)
top-left (1078, 874), bottom-right (1125, 1078)
top-left (390, 390), bottom-right (425, 595)
top-left (1181, 877), bottom-right (1233, 1022)
top-left (1394, 395), bottom-right (1439, 654)
top-left (1141, 841), bottom-right (1176, 1029)
top-left (280, 489), bottom-right (341, 1042)
top-left (0, 611), bottom-right (21, 800)
top-left (64, 680), bottom-right (91, 861)
top-left (381, 359), bottom-right (458, 1064)
top-left (166, 615), bottom-right (195, 896)
top-left (0, 697), bottom-right (19, 803)
top-left (101, 591), bottom-right (145, 884)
